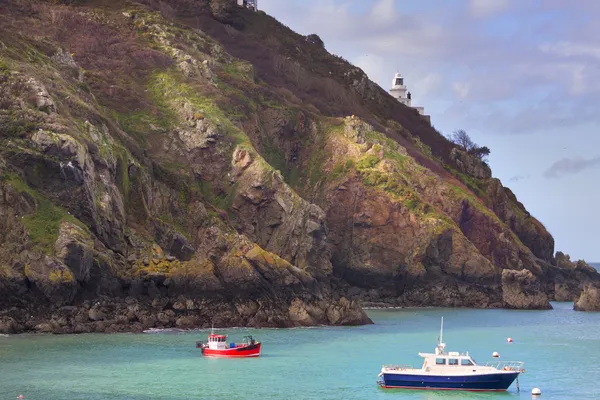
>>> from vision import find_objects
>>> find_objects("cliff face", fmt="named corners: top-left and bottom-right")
top-left (0, 0), bottom-right (597, 333)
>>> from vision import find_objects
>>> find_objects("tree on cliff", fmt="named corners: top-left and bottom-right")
top-left (209, 0), bottom-right (236, 22)
top-left (448, 129), bottom-right (491, 162)
top-left (305, 34), bottom-right (325, 47)
top-left (449, 129), bottom-right (475, 151)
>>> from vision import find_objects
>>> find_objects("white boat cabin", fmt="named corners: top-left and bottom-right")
top-left (207, 334), bottom-right (229, 350)
top-left (418, 342), bottom-right (478, 371)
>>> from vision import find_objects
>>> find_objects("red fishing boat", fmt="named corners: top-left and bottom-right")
top-left (196, 331), bottom-right (261, 358)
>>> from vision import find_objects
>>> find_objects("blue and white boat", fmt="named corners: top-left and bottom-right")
top-left (377, 317), bottom-right (525, 392)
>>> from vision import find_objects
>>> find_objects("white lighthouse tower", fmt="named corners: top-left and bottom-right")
top-left (237, 0), bottom-right (258, 11)
top-left (389, 72), bottom-right (426, 117)
top-left (390, 73), bottom-right (410, 106)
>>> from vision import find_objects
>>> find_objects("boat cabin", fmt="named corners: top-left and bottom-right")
top-left (207, 334), bottom-right (229, 350)
top-left (418, 342), bottom-right (478, 370)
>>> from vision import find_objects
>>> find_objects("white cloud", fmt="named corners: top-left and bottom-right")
top-left (540, 41), bottom-right (600, 60)
top-left (452, 82), bottom-right (471, 99)
top-left (369, 0), bottom-right (396, 24)
top-left (469, 0), bottom-right (510, 18)
top-left (544, 156), bottom-right (600, 179)
top-left (412, 73), bottom-right (443, 97)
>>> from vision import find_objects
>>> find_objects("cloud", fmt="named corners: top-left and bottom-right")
top-left (509, 174), bottom-right (529, 182)
top-left (412, 73), bottom-right (443, 97)
top-left (452, 82), bottom-right (471, 99)
top-left (540, 41), bottom-right (600, 60)
top-left (469, 0), bottom-right (510, 18)
top-left (544, 156), bottom-right (600, 179)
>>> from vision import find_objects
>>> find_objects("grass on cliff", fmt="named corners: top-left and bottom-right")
top-left (5, 174), bottom-right (87, 254)
top-left (147, 69), bottom-right (252, 147)
top-left (314, 119), bottom-right (456, 233)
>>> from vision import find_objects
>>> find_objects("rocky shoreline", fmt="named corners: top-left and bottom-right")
top-left (0, 295), bottom-right (372, 335)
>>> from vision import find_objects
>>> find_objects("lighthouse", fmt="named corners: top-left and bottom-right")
top-left (389, 72), bottom-right (426, 117)
top-left (237, 0), bottom-right (258, 11)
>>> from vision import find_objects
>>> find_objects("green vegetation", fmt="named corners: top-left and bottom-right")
top-left (114, 109), bottom-right (168, 147)
top-left (356, 154), bottom-right (380, 169)
top-left (49, 268), bottom-right (74, 283)
top-left (445, 165), bottom-right (488, 199)
top-left (196, 178), bottom-right (238, 212)
top-left (5, 174), bottom-right (86, 254)
top-left (149, 69), bottom-right (249, 146)
top-left (306, 121), bottom-right (345, 187)
top-left (0, 57), bottom-right (9, 76)
top-left (114, 146), bottom-right (130, 202)
top-left (0, 112), bottom-right (37, 138)
top-left (221, 60), bottom-right (255, 82)
top-left (364, 129), bottom-right (407, 167)
top-left (329, 159), bottom-right (355, 181)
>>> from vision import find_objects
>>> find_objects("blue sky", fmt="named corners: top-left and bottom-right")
top-left (259, 0), bottom-right (600, 261)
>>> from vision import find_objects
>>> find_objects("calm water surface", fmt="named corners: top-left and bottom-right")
top-left (0, 302), bottom-right (598, 400)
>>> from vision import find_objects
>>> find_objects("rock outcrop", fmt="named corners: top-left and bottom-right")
top-left (501, 269), bottom-right (551, 309)
top-left (450, 148), bottom-right (491, 179)
top-left (574, 284), bottom-right (600, 311)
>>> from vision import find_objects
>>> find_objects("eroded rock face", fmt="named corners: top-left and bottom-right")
top-left (231, 146), bottom-right (332, 275)
top-left (501, 269), bottom-right (551, 309)
top-left (574, 285), bottom-right (600, 311)
top-left (55, 222), bottom-right (94, 283)
top-left (486, 179), bottom-right (554, 262)
top-left (450, 148), bottom-right (491, 179)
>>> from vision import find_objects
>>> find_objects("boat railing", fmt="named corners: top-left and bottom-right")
top-left (483, 360), bottom-right (525, 372)
top-left (382, 364), bottom-right (415, 371)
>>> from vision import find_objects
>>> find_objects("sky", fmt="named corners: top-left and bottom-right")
top-left (259, 0), bottom-right (600, 261)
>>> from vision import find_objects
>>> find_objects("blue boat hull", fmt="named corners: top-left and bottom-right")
top-left (380, 372), bottom-right (519, 391)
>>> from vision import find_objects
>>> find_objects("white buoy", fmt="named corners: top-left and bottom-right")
top-left (507, 337), bottom-right (513, 343)
top-left (532, 387), bottom-right (542, 396)
top-left (492, 351), bottom-right (500, 358)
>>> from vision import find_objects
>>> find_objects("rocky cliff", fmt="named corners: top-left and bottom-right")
top-left (0, 0), bottom-right (597, 334)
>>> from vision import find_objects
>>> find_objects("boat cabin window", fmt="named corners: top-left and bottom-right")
top-left (448, 358), bottom-right (458, 365)
top-left (461, 359), bottom-right (474, 366)
top-left (436, 358), bottom-right (446, 365)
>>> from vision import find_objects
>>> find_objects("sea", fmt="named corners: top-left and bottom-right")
top-left (1, 302), bottom-right (599, 400)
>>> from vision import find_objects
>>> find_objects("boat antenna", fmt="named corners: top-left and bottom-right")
top-left (436, 317), bottom-right (446, 355)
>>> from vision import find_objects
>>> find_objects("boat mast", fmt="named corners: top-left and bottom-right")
top-left (436, 317), bottom-right (446, 355)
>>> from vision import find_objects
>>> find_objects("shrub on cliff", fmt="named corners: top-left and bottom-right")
top-left (305, 34), bottom-right (324, 48)
top-left (209, 0), bottom-right (236, 22)
top-left (448, 129), bottom-right (490, 162)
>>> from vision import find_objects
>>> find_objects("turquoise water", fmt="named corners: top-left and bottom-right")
top-left (1, 302), bottom-right (599, 400)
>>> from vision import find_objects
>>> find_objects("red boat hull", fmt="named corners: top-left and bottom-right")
top-left (201, 343), bottom-right (261, 358)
